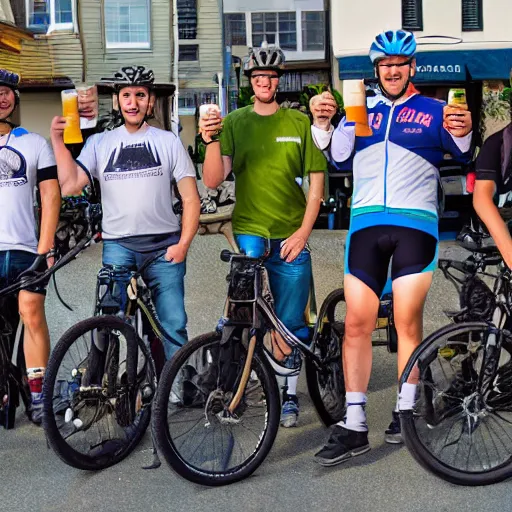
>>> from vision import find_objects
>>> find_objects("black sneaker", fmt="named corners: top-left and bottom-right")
top-left (314, 425), bottom-right (370, 466)
top-left (384, 411), bottom-right (402, 444)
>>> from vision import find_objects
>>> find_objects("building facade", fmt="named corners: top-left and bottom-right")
top-left (223, 0), bottom-right (330, 101)
top-left (1, 0), bottom-right (83, 137)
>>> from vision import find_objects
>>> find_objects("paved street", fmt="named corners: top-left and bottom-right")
top-left (2, 231), bottom-right (511, 512)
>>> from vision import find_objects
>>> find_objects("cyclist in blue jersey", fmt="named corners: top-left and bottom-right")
top-left (310, 30), bottom-right (473, 465)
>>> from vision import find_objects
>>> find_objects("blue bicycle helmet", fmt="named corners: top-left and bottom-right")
top-left (0, 68), bottom-right (20, 120)
top-left (369, 30), bottom-right (416, 64)
top-left (0, 69), bottom-right (20, 90)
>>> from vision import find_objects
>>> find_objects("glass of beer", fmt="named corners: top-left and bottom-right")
top-left (343, 80), bottom-right (372, 137)
top-left (76, 83), bottom-right (98, 129)
top-left (61, 89), bottom-right (83, 144)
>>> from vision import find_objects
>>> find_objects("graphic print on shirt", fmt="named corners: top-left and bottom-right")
top-left (103, 141), bottom-right (163, 181)
top-left (0, 147), bottom-right (27, 187)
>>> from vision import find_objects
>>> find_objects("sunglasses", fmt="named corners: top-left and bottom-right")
top-left (377, 59), bottom-right (413, 70)
top-left (251, 74), bottom-right (279, 82)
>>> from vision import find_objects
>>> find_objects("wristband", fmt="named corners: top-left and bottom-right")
top-left (201, 136), bottom-right (220, 146)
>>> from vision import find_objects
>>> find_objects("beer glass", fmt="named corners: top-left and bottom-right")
top-left (343, 80), bottom-right (372, 137)
top-left (76, 83), bottom-right (98, 129)
top-left (61, 89), bottom-right (83, 144)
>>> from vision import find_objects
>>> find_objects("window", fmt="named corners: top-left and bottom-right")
top-left (301, 11), bottom-right (325, 51)
top-left (225, 13), bottom-right (246, 46)
top-left (402, 0), bottom-right (423, 31)
top-left (178, 0), bottom-right (197, 40)
top-left (251, 12), bottom-right (297, 51)
top-left (179, 44), bottom-right (199, 62)
top-left (26, 0), bottom-right (74, 31)
top-left (462, 0), bottom-right (483, 31)
top-left (104, 0), bottom-right (151, 49)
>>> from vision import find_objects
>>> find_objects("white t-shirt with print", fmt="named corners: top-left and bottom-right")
top-left (0, 128), bottom-right (56, 253)
top-left (77, 124), bottom-right (196, 239)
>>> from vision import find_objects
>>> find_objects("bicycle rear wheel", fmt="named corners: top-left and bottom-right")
top-left (306, 288), bottom-right (345, 426)
top-left (400, 321), bottom-right (512, 486)
top-left (43, 315), bottom-right (156, 470)
top-left (153, 330), bottom-right (280, 486)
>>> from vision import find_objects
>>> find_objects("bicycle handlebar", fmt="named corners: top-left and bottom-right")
top-left (220, 249), bottom-right (266, 264)
top-left (0, 234), bottom-right (95, 299)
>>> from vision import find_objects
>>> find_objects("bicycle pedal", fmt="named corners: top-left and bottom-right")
top-left (376, 318), bottom-right (389, 329)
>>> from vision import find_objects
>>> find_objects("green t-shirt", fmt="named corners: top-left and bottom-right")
top-left (220, 106), bottom-right (327, 239)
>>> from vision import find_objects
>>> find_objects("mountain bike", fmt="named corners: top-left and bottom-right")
top-left (151, 240), bottom-right (401, 486)
top-left (0, 198), bottom-right (101, 429)
top-left (400, 241), bottom-right (512, 486)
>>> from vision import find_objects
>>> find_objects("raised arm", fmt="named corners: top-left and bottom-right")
top-left (198, 106), bottom-right (233, 189)
top-left (50, 116), bottom-right (90, 196)
top-left (309, 91), bottom-right (355, 162)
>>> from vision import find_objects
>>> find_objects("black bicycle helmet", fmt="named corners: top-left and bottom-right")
top-left (101, 65), bottom-right (155, 92)
top-left (0, 68), bottom-right (20, 120)
top-left (243, 41), bottom-right (285, 77)
top-left (98, 65), bottom-right (155, 127)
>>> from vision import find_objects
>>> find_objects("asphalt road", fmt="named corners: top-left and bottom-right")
top-left (2, 231), bottom-right (511, 512)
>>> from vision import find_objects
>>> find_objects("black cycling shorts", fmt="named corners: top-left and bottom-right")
top-left (345, 225), bottom-right (438, 298)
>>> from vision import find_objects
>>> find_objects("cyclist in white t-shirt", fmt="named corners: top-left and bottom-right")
top-left (50, 66), bottom-right (201, 363)
top-left (0, 68), bottom-right (61, 424)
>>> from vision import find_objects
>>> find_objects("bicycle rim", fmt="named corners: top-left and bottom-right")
top-left (154, 331), bottom-right (280, 485)
top-left (44, 316), bottom-right (156, 470)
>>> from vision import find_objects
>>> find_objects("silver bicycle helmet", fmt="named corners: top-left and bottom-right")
top-left (243, 41), bottom-right (286, 77)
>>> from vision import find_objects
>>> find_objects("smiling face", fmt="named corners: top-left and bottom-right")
top-left (376, 56), bottom-right (415, 98)
top-left (117, 86), bottom-right (155, 129)
top-left (0, 86), bottom-right (15, 120)
top-left (250, 70), bottom-right (280, 104)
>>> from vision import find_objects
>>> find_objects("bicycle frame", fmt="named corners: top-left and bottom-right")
top-left (93, 254), bottom-right (183, 360)
top-left (218, 250), bottom-right (328, 412)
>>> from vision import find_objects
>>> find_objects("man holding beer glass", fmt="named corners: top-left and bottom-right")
top-left (50, 65), bottom-right (200, 362)
top-left (0, 69), bottom-right (61, 425)
top-left (198, 42), bottom-right (327, 428)
top-left (310, 30), bottom-right (473, 466)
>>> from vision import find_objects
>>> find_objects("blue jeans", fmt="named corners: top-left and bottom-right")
top-left (102, 241), bottom-right (188, 360)
top-left (0, 250), bottom-right (45, 294)
top-left (235, 235), bottom-right (311, 342)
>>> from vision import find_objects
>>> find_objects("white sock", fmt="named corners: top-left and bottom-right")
top-left (398, 383), bottom-right (417, 411)
top-left (337, 392), bottom-right (368, 432)
top-left (394, 389), bottom-right (400, 413)
top-left (286, 375), bottom-right (298, 396)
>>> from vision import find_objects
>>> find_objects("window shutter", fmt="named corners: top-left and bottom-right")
top-left (462, 0), bottom-right (483, 31)
top-left (177, 0), bottom-right (197, 40)
top-left (402, 0), bottom-right (423, 31)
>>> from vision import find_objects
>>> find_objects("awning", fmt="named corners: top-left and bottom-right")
top-left (0, 21), bottom-right (33, 53)
top-left (338, 48), bottom-right (512, 83)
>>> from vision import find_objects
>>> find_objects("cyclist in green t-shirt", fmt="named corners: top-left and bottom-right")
top-left (199, 42), bottom-right (327, 428)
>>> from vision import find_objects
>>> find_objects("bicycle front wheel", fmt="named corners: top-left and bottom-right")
top-left (43, 315), bottom-right (156, 470)
top-left (153, 330), bottom-right (280, 486)
top-left (400, 321), bottom-right (512, 486)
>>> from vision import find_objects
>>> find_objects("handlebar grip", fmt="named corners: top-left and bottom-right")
top-left (220, 249), bottom-right (232, 262)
